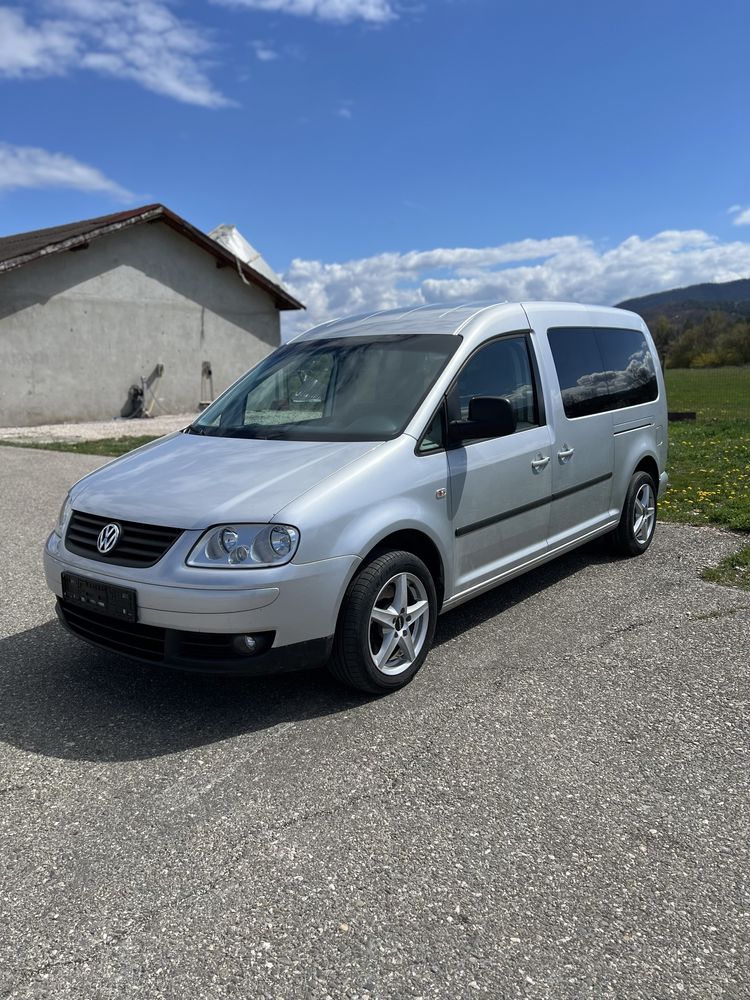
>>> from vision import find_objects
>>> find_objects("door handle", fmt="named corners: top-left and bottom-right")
top-left (557, 445), bottom-right (575, 462)
top-left (531, 455), bottom-right (550, 471)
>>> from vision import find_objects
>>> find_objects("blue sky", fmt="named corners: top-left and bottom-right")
top-left (2, 0), bottom-right (750, 335)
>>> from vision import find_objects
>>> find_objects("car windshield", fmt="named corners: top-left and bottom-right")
top-left (189, 334), bottom-right (460, 442)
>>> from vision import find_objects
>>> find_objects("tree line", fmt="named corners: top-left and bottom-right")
top-left (650, 312), bottom-right (750, 368)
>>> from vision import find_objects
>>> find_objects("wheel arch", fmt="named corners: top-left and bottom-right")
top-left (362, 528), bottom-right (446, 610)
top-left (634, 454), bottom-right (659, 489)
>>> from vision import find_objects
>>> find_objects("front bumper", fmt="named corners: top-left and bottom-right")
top-left (44, 535), bottom-right (359, 671)
top-left (55, 599), bottom-right (333, 674)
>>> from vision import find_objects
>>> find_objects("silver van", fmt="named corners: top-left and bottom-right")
top-left (44, 302), bottom-right (668, 693)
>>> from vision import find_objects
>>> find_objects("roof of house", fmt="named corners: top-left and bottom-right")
top-left (0, 203), bottom-right (304, 311)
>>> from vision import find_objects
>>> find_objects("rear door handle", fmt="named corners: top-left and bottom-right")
top-left (531, 455), bottom-right (550, 471)
top-left (558, 446), bottom-right (575, 462)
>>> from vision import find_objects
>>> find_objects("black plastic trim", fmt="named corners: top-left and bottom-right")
top-left (65, 510), bottom-right (182, 568)
top-left (415, 400), bottom-right (448, 456)
top-left (56, 599), bottom-right (332, 675)
top-left (455, 472), bottom-right (613, 537)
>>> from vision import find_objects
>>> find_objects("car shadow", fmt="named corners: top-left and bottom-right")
top-left (0, 539), bottom-right (612, 764)
top-left (0, 622), bottom-right (367, 764)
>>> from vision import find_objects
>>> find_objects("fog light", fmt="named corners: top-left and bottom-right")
top-left (232, 631), bottom-right (274, 657)
top-left (233, 634), bottom-right (262, 655)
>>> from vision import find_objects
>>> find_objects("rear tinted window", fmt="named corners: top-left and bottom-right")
top-left (548, 327), bottom-right (658, 418)
top-left (596, 328), bottom-right (659, 409)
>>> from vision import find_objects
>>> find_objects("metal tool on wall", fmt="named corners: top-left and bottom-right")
top-left (199, 361), bottom-right (214, 411)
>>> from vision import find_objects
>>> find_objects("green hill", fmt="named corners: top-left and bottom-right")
top-left (618, 276), bottom-right (750, 324)
top-left (616, 277), bottom-right (750, 367)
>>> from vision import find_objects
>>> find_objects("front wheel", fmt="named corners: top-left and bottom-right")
top-left (328, 550), bottom-right (437, 694)
top-left (611, 470), bottom-right (658, 557)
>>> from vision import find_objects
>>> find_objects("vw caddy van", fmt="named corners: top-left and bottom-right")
top-left (44, 302), bottom-right (668, 693)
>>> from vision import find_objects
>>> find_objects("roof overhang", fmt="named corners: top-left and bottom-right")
top-left (0, 203), bottom-right (304, 312)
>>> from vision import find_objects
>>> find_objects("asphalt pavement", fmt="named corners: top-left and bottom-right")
top-left (0, 445), bottom-right (748, 1000)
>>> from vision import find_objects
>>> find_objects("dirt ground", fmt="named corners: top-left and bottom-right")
top-left (0, 412), bottom-right (193, 444)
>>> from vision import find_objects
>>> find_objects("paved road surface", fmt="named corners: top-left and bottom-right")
top-left (0, 446), bottom-right (748, 999)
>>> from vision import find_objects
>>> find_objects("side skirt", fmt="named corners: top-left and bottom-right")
top-left (440, 518), bottom-right (620, 613)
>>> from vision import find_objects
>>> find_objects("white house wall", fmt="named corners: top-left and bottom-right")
top-left (0, 222), bottom-right (281, 426)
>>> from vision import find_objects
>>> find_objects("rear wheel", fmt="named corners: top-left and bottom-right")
top-left (329, 550), bottom-right (437, 694)
top-left (611, 470), bottom-right (657, 556)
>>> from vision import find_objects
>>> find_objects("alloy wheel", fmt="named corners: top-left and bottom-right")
top-left (368, 572), bottom-right (430, 676)
top-left (633, 482), bottom-right (656, 545)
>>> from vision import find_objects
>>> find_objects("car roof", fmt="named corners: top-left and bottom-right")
top-left (292, 302), bottom-right (506, 341)
top-left (292, 301), bottom-right (640, 341)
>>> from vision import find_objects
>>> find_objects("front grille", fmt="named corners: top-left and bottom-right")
top-left (59, 599), bottom-right (166, 662)
top-left (65, 510), bottom-right (182, 567)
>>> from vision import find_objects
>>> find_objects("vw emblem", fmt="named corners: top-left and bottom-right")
top-left (97, 522), bottom-right (121, 554)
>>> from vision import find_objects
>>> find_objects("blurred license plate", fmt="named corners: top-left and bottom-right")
top-left (61, 572), bottom-right (137, 622)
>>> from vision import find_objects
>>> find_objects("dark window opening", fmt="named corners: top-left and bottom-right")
top-left (448, 336), bottom-right (541, 433)
top-left (190, 334), bottom-right (461, 442)
top-left (548, 327), bottom-right (657, 419)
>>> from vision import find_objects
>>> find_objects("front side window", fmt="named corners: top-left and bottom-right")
top-left (418, 406), bottom-right (445, 453)
top-left (190, 334), bottom-right (460, 442)
top-left (548, 327), bottom-right (658, 418)
top-left (448, 336), bottom-right (540, 431)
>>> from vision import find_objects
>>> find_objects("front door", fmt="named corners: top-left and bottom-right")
top-left (448, 335), bottom-right (553, 596)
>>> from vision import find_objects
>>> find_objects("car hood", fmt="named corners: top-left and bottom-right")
top-left (71, 433), bottom-right (381, 529)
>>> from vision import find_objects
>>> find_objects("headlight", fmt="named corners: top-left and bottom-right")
top-left (54, 493), bottom-right (73, 538)
top-left (187, 523), bottom-right (300, 568)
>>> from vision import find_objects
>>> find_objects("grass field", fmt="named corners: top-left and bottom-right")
top-left (665, 367), bottom-right (750, 420)
top-left (661, 368), bottom-right (750, 532)
top-left (658, 419), bottom-right (750, 532)
top-left (0, 436), bottom-right (160, 458)
top-left (663, 367), bottom-right (750, 591)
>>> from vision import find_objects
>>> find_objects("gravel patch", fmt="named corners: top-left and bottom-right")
top-left (0, 413), bottom-right (195, 444)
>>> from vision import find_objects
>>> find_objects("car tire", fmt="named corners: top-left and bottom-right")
top-left (611, 470), bottom-right (658, 557)
top-left (328, 549), bottom-right (438, 694)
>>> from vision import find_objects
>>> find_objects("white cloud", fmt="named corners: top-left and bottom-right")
top-left (0, 1), bottom-right (230, 107)
top-left (214, 0), bottom-right (396, 24)
top-left (0, 8), bottom-right (77, 75)
top-left (0, 142), bottom-right (133, 199)
top-left (729, 204), bottom-right (750, 226)
top-left (281, 229), bottom-right (750, 337)
top-left (251, 39), bottom-right (278, 60)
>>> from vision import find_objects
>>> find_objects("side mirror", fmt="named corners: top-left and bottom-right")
top-left (449, 396), bottom-right (516, 443)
